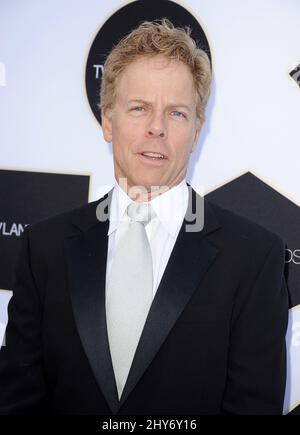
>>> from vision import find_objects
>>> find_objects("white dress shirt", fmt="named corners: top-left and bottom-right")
top-left (106, 179), bottom-right (189, 298)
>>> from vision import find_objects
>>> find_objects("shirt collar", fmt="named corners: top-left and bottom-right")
top-left (108, 178), bottom-right (188, 237)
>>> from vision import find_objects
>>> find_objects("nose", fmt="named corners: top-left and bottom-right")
top-left (146, 112), bottom-right (167, 139)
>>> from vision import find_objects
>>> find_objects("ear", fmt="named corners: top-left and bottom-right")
top-left (101, 108), bottom-right (113, 142)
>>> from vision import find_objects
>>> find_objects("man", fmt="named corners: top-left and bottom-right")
top-left (0, 20), bottom-right (288, 415)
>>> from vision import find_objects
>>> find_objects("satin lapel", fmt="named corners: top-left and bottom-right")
top-left (118, 190), bottom-right (221, 410)
top-left (64, 193), bottom-right (120, 415)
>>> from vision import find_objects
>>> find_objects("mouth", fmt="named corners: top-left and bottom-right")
top-left (137, 151), bottom-right (167, 166)
top-left (139, 151), bottom-right (167, 160)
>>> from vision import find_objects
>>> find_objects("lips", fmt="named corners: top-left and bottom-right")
top-left (139, 151), bottom-right (167, 159)
top-left (138, 151), bottom-right (167, 166)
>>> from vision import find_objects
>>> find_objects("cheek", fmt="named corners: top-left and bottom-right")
top-left (113, 117), bottom-right (144, 150)
top-left (170, 130), bottom-right (195, 159)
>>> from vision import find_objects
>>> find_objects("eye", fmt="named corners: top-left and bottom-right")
top-left (171, 111), bottom-right (185, 118)
top-left (131, 106), bottom-right (145, 112)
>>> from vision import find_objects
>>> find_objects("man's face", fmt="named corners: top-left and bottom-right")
top-left (102, 55), bottom-right (201, 193)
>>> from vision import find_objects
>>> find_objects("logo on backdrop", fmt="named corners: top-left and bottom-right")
top-left (206, 171), bottom-right (300, 309)
top-left (85, 0), bottom-right (211, 126)
top-left (0, 169), bottom-right (89, 291)
top-left (0, 222), bottom-right (28, 237)
top-left (286, 249), bottom-right (300, 265)
top-left (289, 63), bottom-right (300, 88)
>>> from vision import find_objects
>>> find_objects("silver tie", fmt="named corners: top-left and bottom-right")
top-left (106, 202), bottom-right (154, 400)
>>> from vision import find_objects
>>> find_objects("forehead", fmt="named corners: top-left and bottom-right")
top-left (115, 55), bottom-right (196, 104)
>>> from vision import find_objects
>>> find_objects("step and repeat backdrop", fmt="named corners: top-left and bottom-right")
top-left (0, 0), bottom-right (299, 414)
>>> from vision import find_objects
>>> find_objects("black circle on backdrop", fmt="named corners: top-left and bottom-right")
top-left (85, 0), bottom-right (211, 125)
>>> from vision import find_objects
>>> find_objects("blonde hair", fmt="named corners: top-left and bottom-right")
top-left (100, 19), bottom-right (212, 125)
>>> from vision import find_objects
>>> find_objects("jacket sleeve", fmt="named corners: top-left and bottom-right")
top-left (0, 226), bottom-right (48, 414)
top-left (221, 237), bottom-right (289, 415)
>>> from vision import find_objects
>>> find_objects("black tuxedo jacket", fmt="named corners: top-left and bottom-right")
top-left (0, 187), bottom-right (288, 415)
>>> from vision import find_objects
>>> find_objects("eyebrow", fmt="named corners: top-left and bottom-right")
top-left (127, 99), bottom-right (192, 112)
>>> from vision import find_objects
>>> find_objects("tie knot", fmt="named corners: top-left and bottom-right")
top-left (126, 202), bottom-right (154, 224)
